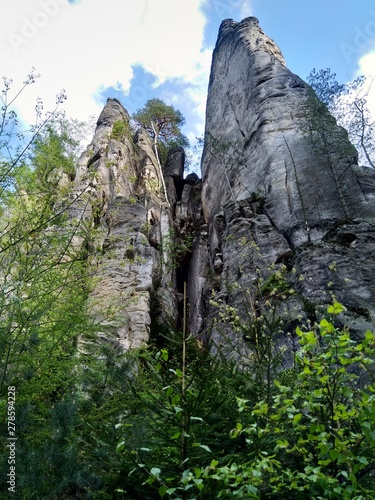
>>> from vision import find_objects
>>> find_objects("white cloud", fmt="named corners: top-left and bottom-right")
top-left (358, 51), bottom-right (375, 119)
top-left (239, 0), bottom-right (253, 19)
top-left (1, 0), bottom-right (209, 127)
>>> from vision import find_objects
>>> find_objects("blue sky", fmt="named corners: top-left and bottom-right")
top-left (2, 0), bottom-right (375, 162)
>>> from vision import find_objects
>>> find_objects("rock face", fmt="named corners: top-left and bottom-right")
top-left (70, 98), bottom-right (178, 349)
top-left (69, 99), bottom-right (202, 349)
top-left (70, 18), bottom-right (375, 360)
top-left (190, 17), bottom-right (375, 359)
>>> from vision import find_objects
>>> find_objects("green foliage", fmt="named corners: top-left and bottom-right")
top-left (111, 119), bottom-right (131, 142)
top-left (113, 303), bottom-right (375, 499)
top-left (0, 70), bottom-right (66, 200)
top-left (307, 68), bottom-right (344, 107)
top-left (1, 73), bottom-right (375, 500)
top-left (0, 75), bottom-right (103, 498)
top-left (30, 121), bottom-right (78, 183)
top-left (202, 306), bottom-right (375, 498)
top-left (260, 271), bottom-right (291, 297)
top-left (161, 230), bottom-right (193, 271)
top-left (305, 75), bottom-right (356, 163)
top-left (304, 69), bottom-right (360, 218)
top-left (114, 327), bottom-right (249, 499)
top-left (132, 98), bottom-right (189, 165)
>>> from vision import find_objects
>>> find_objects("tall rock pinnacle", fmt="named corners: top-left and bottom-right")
top-left (70, 98), bottom-right (179, 350)
top-left (190, 17), bottom-right (375, 359)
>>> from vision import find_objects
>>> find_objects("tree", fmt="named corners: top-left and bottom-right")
top-left (132, 99), bottom-right (188, 207)
top-left (114, 325), bottom-right (250, 499)
top-left (114, 298), bottom-right (375, 498)
top-left (336, 76), bottom-right (375, 169)
top-left (304, 69), bottom-right (359, 218)
top-left (307, 68), bottom-right (375, 169)
top-left (132, 98), bottom-right (189, 155)
top-left (0, 69), bottom-right (67, 196)
top-left (201, 304), bottom-right (375, 499)
top-left (0, 75), bottom-right (100, 497)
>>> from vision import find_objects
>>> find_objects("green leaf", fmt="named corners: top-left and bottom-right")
top-left (151, 467), bottom-right (161, 477)
top-left (365, 330), bottom-right (374, 341)
top-left (144, 476), bottom-right (155, 485)
top-left (194, 467), bottom-right (202, 478)
top-left (193, 443), bottom-right (211, 452)
top-left (116, 440), bottom-right (125, 451)
top-left (327, 302), bottom-right (346, 315)
top-left (199, 444), bottom-right (211, 452)
top-left (194, 478), bottom-right (204, 490)
top-left (320, 318), bottom-right (335, 333)
top-left (330, 449), bottom-right (340, 461)
top-left (276, 439), bottom-right (289, 448)
top-left (296, 326), bottom-right (304, 337)
top-left (304, 330), bottom-right (317, 344)
top-left (293, 413), bottom-right (302, 425)
top-left (159, 485), bottom-right (168, 497)
top-left (171, 395), bottom-right (180, 405)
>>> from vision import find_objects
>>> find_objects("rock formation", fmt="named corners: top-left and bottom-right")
top-left (69, 98), bottom-right (201, 349)
top-left (69, 98), bottom-right (175, 349)
top-left (70, 18), bottom-right (375, 361)
top-left (192, 17), bottom-right (375, 360)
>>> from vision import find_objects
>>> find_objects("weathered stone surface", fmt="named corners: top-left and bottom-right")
top-left (71, 98), bottom-right (177, 349)
top-left (187, 228), bottom-right (209, 339)
top-left (69, 18), bottom-right (375, 362)
top-left (164, 146), bottom-right (185, 181)
top-left (191, 17), bottom-right (375, 357)
top-left (202, 18), bottom-right (375, 240)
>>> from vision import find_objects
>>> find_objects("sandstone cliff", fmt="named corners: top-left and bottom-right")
top-left (69, 98), bottom-right (201, 349)
top-left (192, 17), bottom-right (375, 360)
top-left (71, 18), bottom-right (375, 360)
